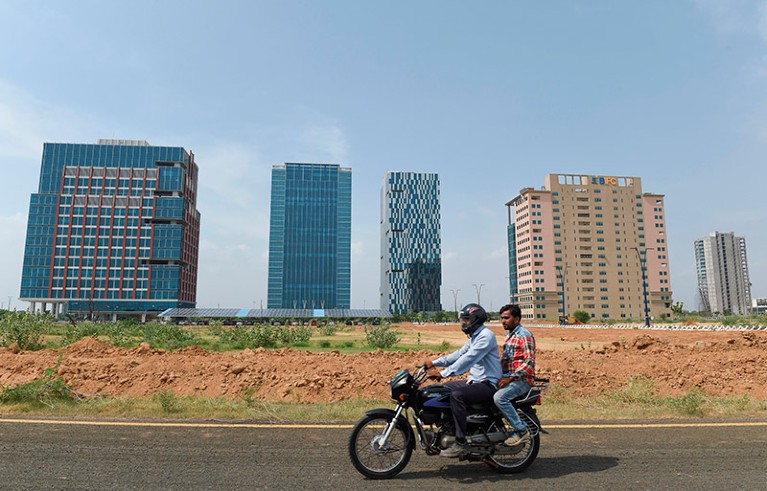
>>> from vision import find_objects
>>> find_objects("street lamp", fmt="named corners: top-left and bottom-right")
top-left (556, 264), bottom-right (568, 326)
top-left (450, 289), bottom-right (461, 314)
top-left (631, 247), bottom-right (655, 327)
top-left (505, 276), bottom-right (515, 304)
top-left (472, 283), bottom-right (485, 305)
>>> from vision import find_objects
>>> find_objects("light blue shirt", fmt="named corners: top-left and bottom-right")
top-left (432, 325), bottom-right (502, 385)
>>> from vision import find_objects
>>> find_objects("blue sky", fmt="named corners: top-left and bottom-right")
top-left (1, 1), bottom-right (766, 312)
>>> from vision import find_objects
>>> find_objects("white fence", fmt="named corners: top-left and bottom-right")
top-left (529, 323), bottom-right (767, 331)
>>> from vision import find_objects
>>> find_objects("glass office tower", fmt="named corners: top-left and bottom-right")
top-left (19, 140), bottom-right (200, 318)
top-left (380, 171), bottom-right (442, 314)
top-left (267, 163), bottom-right (352, 309)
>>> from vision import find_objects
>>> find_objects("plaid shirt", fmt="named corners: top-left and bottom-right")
top-left (501, 324), bottom-right (536, 386)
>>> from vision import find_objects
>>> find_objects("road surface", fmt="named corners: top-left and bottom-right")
top-left (0, 418), bottom-right (764, 490)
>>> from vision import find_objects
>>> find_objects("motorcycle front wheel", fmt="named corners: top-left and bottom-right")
top-left (348, 414), bottom-right (413, 479)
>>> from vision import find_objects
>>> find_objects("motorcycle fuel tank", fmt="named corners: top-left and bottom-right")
top-left (419, 384), bottom-right (451, 409)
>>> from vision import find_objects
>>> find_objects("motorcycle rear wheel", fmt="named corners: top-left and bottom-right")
top-left (486, 410), bottom-right (541, 473)
top-left (348, 414), bottom-right (413, 479)
top-left (485, 433), bottom-right (540, 473)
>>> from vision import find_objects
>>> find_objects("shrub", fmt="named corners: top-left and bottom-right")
top-left (211, 324), bottom-right (313, 349)
top-left (0, 361), bottom-right (75, 407)
top-left (666, 390), bottom-right (705, 417)
top-left (276, 326), bottom-right (313, 345)
top-left (61, 321), bottom-right (108, 346)
top-left (364, 325), bottom-right (401, 349)
top-left (242, 325), bottom-right (277, 348)
top-left (613, 375), bottom-right (656, 404)
top-left (319, 324), bottom-right (338, 336)
top-left (572, 310), bottom-right (591, 324)
top-left (0, 312), bottom-right (53, 350)
top-left (106, 320), bottom-right (143, 346)
top-left (153, 391), bottom-right (179, 414)
top-left (140, 322), bottom-right (201, 351)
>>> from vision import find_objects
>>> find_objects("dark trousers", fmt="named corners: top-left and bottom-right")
top-left (443, 380), bottom-right (496, 441)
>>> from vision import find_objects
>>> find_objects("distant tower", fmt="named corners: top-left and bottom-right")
top-left (267, 163), bottom-right (351, 309)
top-left (20, 140), bottom-right (200, 318)
top-left (380, 171), bottom-right (442, 314)
top-left (694, 232), bottom-right (751, 315)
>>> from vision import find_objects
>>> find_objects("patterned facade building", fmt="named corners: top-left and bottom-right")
top-left (380, 171), bottom-right (442, 314)
top-left (20, 140), bottom-right (200, 317)
top-left (694, 232), bottom-right (751, 315)
top-left (506, 174), bottom-right (672, 322)
top-left (267, 163), bottom-right (352, 309)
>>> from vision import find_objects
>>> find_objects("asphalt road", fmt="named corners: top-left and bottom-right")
top-left (0, 418), bottom-right (765, 490)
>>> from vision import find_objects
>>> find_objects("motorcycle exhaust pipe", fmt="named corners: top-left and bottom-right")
top-left (465, 432), bottom-right (507, 445)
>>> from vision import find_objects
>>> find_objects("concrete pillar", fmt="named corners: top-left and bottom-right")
top-left (141, 313), bottom-right (147, 323)
top-left (29, 301), bottom-right (36, 313)
top-left (112, 313), bottom-right (118, 322)
top-left (42, 302), bottom-right (48, 314)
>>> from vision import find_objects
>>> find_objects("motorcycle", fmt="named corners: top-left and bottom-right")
top-left (348, 366), bottom-right (548, 479)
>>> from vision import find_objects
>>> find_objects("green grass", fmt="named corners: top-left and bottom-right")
top-left (0, 391), bottom-right (389, 422)
top-left (1, 314), bottom-right (460, 355)
top-left (540, 381), bottom-right (767, 421)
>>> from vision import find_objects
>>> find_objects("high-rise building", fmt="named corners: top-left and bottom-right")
top-left (20, 140), bottom-right (200, 319)
top-left (380, 171), bottom-right (442, 314)
top-left (267, 163), bottom-right (351, 309)
top-left (506, 174), bottom-right (672, 322)
top-left (694, 232), bottom-right (751, 315)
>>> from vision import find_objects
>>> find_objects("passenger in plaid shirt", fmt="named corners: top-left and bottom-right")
top-left (493, 304), bottom-right (536, 446)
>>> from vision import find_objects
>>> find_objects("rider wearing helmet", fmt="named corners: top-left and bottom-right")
top-left (424, 303), bottom-right (502, 458)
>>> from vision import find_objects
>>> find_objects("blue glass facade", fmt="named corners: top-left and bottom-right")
top-left (267, 163), bottom-right (352, 309)
top-left (20, 140), bottom-right (200, 315)
top-left (380, 172), bottom-right (442, 314)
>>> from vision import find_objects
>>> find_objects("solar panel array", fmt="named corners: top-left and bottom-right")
top-left (159, 308), bottom-right (391, 319)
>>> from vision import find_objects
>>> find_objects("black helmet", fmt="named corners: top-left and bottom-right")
top-left (459, 303), bottom-right (487, 335)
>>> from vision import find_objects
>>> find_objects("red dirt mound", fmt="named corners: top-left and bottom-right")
top-left (0, 327), bottom-right (765, 402)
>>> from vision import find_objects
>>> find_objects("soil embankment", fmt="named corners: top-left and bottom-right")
top-left (1, 325), bottom-right (766, 401)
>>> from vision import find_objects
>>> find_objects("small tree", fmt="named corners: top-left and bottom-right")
top-left (572, 310), bottom-right (591, 324)
top-left (0, 312), bottom-right (52, 350)
top-left (671, 301), bottom-right (684, 317)
top-left (364, 325), bottom-right (401, 349)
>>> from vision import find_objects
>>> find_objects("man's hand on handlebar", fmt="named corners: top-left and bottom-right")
top-left (422, 360), bottom-right (434, 369)
top-left (426, 367), bottom-right (442, 380)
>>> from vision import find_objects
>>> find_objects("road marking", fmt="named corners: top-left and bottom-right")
top-left (0, 418), bottom-right (351, 429)
top-left (547, 422), bottom-right (767, 429)
top-left (0, 418), bottom-right (766, 429)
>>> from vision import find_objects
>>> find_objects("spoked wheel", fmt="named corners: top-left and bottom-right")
top-left (348, 414), bottom-right (413, 479)
top-left (485, 411), bottom-right (541, 474)
top-left (486, 433), bottom-right (540, 473)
